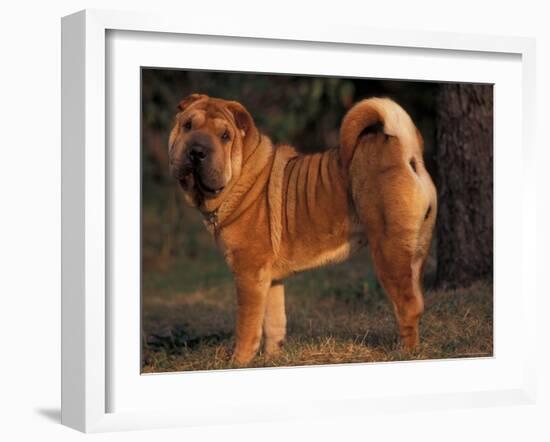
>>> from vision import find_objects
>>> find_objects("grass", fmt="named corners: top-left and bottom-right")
top-left (141, 202), bottom-right (493, 373)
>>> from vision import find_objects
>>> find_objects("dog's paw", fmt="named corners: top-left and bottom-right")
top-left (399, 333), bottom-right (420, 353)
top-left (230, 349), bottom-right (256, 367)
top-left (264, 339), bottom-right (285, 358)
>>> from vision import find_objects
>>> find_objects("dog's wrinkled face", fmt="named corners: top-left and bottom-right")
top-left (168, 94), bottom-right (253, 207)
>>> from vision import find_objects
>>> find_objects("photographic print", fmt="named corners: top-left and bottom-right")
top-left (141, 69), bottom-right (493, 373)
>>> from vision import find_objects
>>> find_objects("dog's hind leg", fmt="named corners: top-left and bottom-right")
top-left (340, 97), bottom-right (436, 349)
top-left (354, 163), bottom-right (435, 349)
top-left (368, 232), bottom-right (427, 349)
top-left (356, 170), bottom-right (434, 349)
top-left (263, 281), bottom-right (286, 356)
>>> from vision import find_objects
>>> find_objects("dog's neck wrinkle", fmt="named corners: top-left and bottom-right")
top-left (203, 133), bottom-right (274, 231)
top-left (199, 132), bottom-right (262, 215)
top-left (242, 129), bottom-right (262, 164)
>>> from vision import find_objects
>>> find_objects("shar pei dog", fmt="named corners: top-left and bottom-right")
top-left (168, 94), bottom-right (437, 365)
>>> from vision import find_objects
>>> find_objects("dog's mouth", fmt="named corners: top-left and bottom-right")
top-left (178, 170), bottom-right (224, 196)
top-left (177, 169), bottom-right (194, 191)
top-left (195, 170), bottom-right (225, 196)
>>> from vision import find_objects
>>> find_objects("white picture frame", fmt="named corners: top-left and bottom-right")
top-left (61, 9), bottom-right (537, 433)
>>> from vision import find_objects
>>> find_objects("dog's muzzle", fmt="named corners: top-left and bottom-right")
top-left (170, 156), bottom-right (224, 196)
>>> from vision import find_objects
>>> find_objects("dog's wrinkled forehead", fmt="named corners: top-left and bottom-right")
top-left (179, 98), bottom-right (236, 127)
top-left (175, 94), bottom-right (253, 139)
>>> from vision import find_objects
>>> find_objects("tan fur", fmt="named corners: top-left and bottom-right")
top-left (263, 282), bottom-right (286, 355)
top-left (169, 95), bottom-right (436, 365)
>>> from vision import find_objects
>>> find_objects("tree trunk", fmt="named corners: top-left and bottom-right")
top-left (434, 84), bottom-right (493, 289)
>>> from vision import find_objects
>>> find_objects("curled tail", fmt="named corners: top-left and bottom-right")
top-left (339, 97), bottom-right (419, 170)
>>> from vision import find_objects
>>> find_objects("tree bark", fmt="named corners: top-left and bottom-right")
top-left (434, 84), bottom-right (493, 289)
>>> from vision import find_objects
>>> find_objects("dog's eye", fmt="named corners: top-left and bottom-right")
top-left (183, 120), bottom-right (192, 131)
top-left (221, 130), bottom-right (230, 141)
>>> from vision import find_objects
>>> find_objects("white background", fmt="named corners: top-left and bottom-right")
top-left (0, 0), bottom-right (548, 441)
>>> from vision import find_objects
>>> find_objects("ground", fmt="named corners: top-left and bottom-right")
top-left (141, 202), bottom-right (493, 373)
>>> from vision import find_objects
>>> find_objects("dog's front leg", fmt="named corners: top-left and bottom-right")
top-left (232, 267), bottom-right (271, 366)
top-left (263, 282), bottom-right (286, 356)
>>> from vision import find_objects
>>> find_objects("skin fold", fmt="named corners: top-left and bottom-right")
top-left (168, 94), bottom-right (437, 365)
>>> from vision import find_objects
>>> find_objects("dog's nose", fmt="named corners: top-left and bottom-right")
top-left (188, 144), bottom-right (207, 162)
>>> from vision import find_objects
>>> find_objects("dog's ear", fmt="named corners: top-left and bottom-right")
top-left (226, 101), bottom-right (255, 138)
top-left (177, 93), bottom-right (208, 112)
top-left (415, 127), bottom-right (424, 152)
